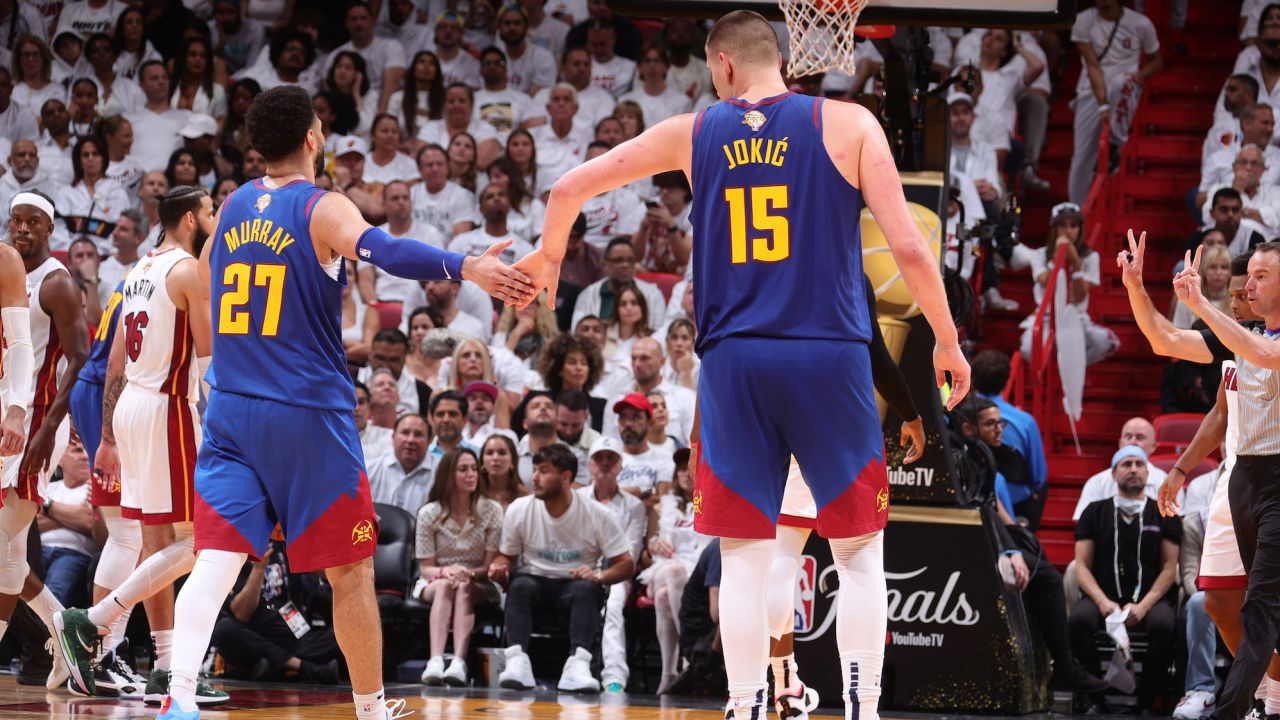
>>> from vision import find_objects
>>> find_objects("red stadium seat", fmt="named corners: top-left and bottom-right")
top-left (369, 301), bottom-right (403, 330)
top-left (1152, 413), bottom-right (1207, 456)
top-left (1147, 453), bottom-right (1217, 480)
top-left (636, 272), bottom-right (682, 303)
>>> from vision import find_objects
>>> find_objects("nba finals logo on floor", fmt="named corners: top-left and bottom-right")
top-left (351, 520), bottom-right (374, 545)
top-left (255, 194), bottom-right (272, 213)
top-left (794, 555), bottom-right (817, 633)
top-left (742, 110), bottom-right (767, 132)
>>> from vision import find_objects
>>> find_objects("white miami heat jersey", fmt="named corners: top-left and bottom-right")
top-left (120, 247), bottom-right (197, 399)
top-left (4, 256), bottom-right (70, 411)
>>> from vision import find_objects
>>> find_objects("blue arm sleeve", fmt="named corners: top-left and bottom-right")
top-left (355, 226), bottom-right (467, 281)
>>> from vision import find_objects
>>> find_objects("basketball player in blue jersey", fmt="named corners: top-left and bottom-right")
top-left (125, 86), bottom-right (530, 720)
top-left (515, 10), bottom-right (968, 720)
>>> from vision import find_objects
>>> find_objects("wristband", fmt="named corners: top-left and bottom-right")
top-left (1098, 103), bottom-right (1111, 112)
top-left (1002, 548), bottom-right (1022, 557)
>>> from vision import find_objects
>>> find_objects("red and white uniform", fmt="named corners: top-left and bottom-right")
top-left (115, 247), bottom-right (202, 524)
top-left (1, 256), bottom-right (72, 503)
top-left (779, 457), bottom-right (818, 529)
top-left (1199, 360), bottom-right (1245, 586)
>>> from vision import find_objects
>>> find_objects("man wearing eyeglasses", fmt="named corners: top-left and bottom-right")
top-left (571, 237), bottom-right (666, 331)
top-left (972, 396), bottom-right (1046, 530)
top-left (1198, 145), bottom-right (1280, 237)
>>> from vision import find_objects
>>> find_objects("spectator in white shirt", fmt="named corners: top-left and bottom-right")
top-left (603, 337), bottom-right (694, 446)
top-left (433, 11), bottom-right (482, 89)
top-left (236, 29), bottom-right (319, 95)
top-left (366, 369), bottom-right (401, 431)
top-left (98, 208), bottom-right (145, 307)
top-left (663, 18), bottom-right (711, 101)
top-left (387, 50), bottom-right (446, 145)
top-left (11, 34), bottom-right (62, 114)
top-left (1201, 103), bottom-right (1280, 209)
top-left (37, 98), bottom-right (75, 187)
top-left (411, 144), bottom-right (477, 237)
top-left (0, 140), bottom-right (47, 219)
top-left (450, 183), bottom-right (536, 264)
top-left (620, 45), bottom-right (693, 127)
top-left (369, 413), bottom-right (436, 516)
top-left (67, 78), bottom-right (102, 148)
top-left (948, 92), bottom-right (1003, 218)
top-left (417, 84), bottom-right (503, 170)
top-left (572, 238), bottom-right (666, 330)
top-left (524, 0), bottom-right (570, 60)
top-left (113, 7), bottom-right (161, 81)
top-left (530, 84), bottom-right (594, 194)
top-left (39, 437), bottom-right (97, 606)
top-left (358, 180), bottom-right (448, 304)
top-left (55, 135), bottom-right (129, 254)
top-left (428, 280), bottom-right (490, 342)
top-left (1200, 145), bottom-right (1280, 236)
top-left (1071, 417), bottom-right (1168, 520)
top-left (171, 37), bottom-right (227, 121)
top-left (506, 128), bottom-right (540, 197)
top-left (83, 33), bottom-right (144, 117)
top-left (1205, 74), bottom-right (1257, 169)
top-left (447, 132), bottom-right (480, 193)
top-left (56, 0), bottom-right (125, 38)
top-left (329, 1), bottom-right (406, 111)
top-left (125, 60), bottom-right (191, 172)
top-left (496, 4), bottom-right (558, 96)
top-left (475, 46), bottom-right (546, 145)
top-left (535, 46), bottom-right (615, 131)
top-left (355, 381), bottom-right (393, 463)
top-left (485, 156), bottom-right (546, 243)
top-left (587, 19), bottom-right (635, 98)
top-left (209, 0), bottom-right (268, 76)
top-left (633, 170), bottom-right (692, 275)
top-left (0, 66), bottom-right (39, 143)
top-left (612, 393), bottom-right (676, 507)
top-left (99, 115), bottom-right (144, 203)
top-left (462, 380), bottom-right (502, 449)
top-left (364, 114), bottom-right (419, 184)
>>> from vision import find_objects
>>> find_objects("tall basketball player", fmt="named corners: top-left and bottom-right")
top-left (66, 279), bottom-right (147, 696)
top-left (54, 187), bottom-right (229, 705)
top-left (0, 191), bottom-right (88, 690)
top-left (515, 10), bottom-right (968, 720)
top-left (1120, 233), bottom-right (1280, 712)
top-left (142, 86), bottom-right (530, 720)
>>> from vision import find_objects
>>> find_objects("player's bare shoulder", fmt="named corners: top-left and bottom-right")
top-left (819, 100), bottom-right (883, 190)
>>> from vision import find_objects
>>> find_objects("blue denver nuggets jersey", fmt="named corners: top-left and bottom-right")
top-left (689, 92), bottom-right (870, 353)
top-left (208, 179), bottom-right (353, 411)
top-left (78, 280), bottom-right (124, 385)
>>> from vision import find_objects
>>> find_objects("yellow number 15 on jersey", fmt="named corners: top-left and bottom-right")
top-left (724, 185), bottom-right (791, 264)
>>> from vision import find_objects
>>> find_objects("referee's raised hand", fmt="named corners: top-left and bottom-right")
top-left (1117, 229), bottom-right (1146, 290)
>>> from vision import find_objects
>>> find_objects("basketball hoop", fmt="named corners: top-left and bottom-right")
top-left (780, 0), bottom-right (871, 78)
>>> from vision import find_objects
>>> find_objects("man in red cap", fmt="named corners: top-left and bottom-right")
top-left (613, 393), bottom-right (675, 508)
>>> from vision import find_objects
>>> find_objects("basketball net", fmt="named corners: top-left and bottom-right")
top-left (779, 0), bottom-right (867, 78)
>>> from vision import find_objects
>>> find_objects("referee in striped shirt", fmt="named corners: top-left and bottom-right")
top-left (1168, 238), bottom-right (1280, 720)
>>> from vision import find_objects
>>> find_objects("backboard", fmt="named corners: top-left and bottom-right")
top-left (613, 0), bottom-right (1077, 29)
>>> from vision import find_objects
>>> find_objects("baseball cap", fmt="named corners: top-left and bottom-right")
top-left (1111, 445), bottom-right (1148, 469)
top-left (178, 114), bottom-right (217, 139)
top-left (462, 381), bottom-right (498, 402)
top-left (947, 91), bottom-right (974, 108)
top-left (612, 392), bottom-right (652, 417)
top-left (335, 135), bottom-right (368, 157)
top-left (589, 436), bottom-right (623, 459)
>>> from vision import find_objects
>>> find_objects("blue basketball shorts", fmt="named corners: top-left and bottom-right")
top-left (692, 337), bottom-right (889, 540)
top-left (194, 389), bottom-right (378, 572)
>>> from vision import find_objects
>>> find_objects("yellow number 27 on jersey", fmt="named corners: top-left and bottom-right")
top-left (218, 262), bottom-right (287, 336)
top-left (724, 185), bottom-right (791, 264)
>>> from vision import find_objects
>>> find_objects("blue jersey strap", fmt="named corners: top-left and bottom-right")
top-left (356, 226), bottom-right (467, 281)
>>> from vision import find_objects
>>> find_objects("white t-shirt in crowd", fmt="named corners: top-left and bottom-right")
top-left (448, 228), bottom-right (535, 265)
top-left (41, 480), bottom-right (95, 556)
top-left (104, 154), bottom-right (145, 205)
top-left (438, 49), bottom-right (483, 89)
top-left (363, 152), bottom-right (420, 184)
top-left (618, 85), bottom-right (693, 126)
top-left (125, 107), bottom-right (191, 172)
top-left (533, 84), bottom-right (616, 131)
top-left (328, 37), bottom-right (407, 97)
top-left (97, 256), bottom-right (134, 308)
top-left (1071, 7), bottom-right (1160, 97)
top-left (528, 15), bottom-right (569, 61)
top-left (410, 181), bottom-right (476, 237)
top-left (0, 102), bottom-right (38, 143)
top-left (416, 118), bottom-right (500, 148)
top-left (1028, 246), bottom-right (1101, 312)
top-left (667, 60), bottom-right (712, 103)
top-left (475, 87), bottom-right (544, 143)
top-left (499, 40), bottom-right (559, 94)
top-left (374, 220), bottom-right (448, 303)
top-left (581, 187), bottom-right (645, 248)
top-left (617, 446), bottom-right (677, 496)
top-left (531, 123), bottom-right (593, 193)
top-left (56, 0), bottom-right (127, 37)
top-left (591, 55), bottom-right (637, 98)
top-left (499, 492), bottom-right (630, 579)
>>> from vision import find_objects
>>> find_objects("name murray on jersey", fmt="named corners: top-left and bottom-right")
top-left (221, 218), bottom-right (299, 255)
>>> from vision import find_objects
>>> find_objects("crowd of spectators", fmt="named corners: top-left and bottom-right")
top-left (0, 0), bottom-right (1267, 710)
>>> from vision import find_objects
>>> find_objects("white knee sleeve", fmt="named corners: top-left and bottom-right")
top-left (767, 526), bottom-right (810, 640)
top-left (0, 500), bottom-right (36, 594)
top-left (720, 537), bottom-right (776, 703)
top-left (830, 532), bottom-right (886, 720)
top-left (95, 510), bottom-right (142, 591)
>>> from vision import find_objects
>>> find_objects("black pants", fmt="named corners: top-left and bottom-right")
top-left (212, 615), bottom-right (340, 676)
top-left (1020, 553), bottom-right (1073, 670)
top-left (1068, 595), bottom-right (1177, 700)
top-left (504, 574), bottom-right (604, 653)
top-left (1215, 455), bottom-right (1280, 720)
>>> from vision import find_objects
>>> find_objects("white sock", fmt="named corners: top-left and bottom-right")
top-left (830, 532), bottom-right (886, 720)
top-left (107, 606), bottom-right (132, 652)
top-left (88, 536), bottom-right (196, 629)
top-left (168, 550), bottom-right (245, 713)
top-left (1267, 676), bottom-right (1280, 715)
top-left (354, 688), bottom-right (387, 720)
top-left (26, 585), bottom-right (63, 638)
top-left (152, 629), bottom-right (173, 671)
top-left (720, 538), bottom-right (774, 708)
top-left (772, 654), bottom-right (803, 697)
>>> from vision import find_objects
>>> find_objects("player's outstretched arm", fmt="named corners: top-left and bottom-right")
top-left (22, 270), bottom-right (89, 477)
top-left (831, 102), bottom-right (968, 407)
top-left (1118, 229), bottom-right (1212, 363)
top-left (309, 191), bottom-right (535, 306)
top-left (0, 245), bottom-right (31, 455)
top-left (515, 113), bottom-right (695, 309)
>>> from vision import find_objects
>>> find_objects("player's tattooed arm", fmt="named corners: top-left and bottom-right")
top-left (100, 308), bottom-right (129, 451)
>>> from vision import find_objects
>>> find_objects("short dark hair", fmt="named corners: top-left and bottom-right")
top-left (69, 236), bottom-right (97, 254)
top-left (138, 59), bottom-right (166, 81)
top-left (605, 237), bottom-right (634, 256)
top-left (524, 389), bottom-right (555, 407)
top-left (327, 51), bottom-right (370, 97)
top-left (157, 186), bottom-right (208, 230)
top-left (268, 28), bottom-right (316, 69)
top-left (372, 328), bottom-right (409, 348)
top-left (480, 46), bottom-right (506, 64)
top-left (571, 212), bottom-right (587, 236)
top-left (586, 140), bottom-right (611, 154)
top-left (1212, 187), bottom-right (1244, 208)
top-left (532, 443), bottom-right (578, 479)
top-left (430, 389), bottom-right (468, 417)
top-left (1233, 251), bottom-right (1253, 276)
top-left (247, 85), bottom-right (316, 163)
top-left (407, 305), bottom-right (446, 332)
top-left (562, 45), bottom-right (589, 63)
top-left (970, 350), bottom-right (1011, 396)
top-left (354, 380), bottom-right (371, 399)
top-left (346, 0), bottom-right (373, 19)
top-left (959, 396), bottom-right (997, 428)
top-left (1231, 73), bottom-right (1261, 101)
top-left (653, 170), bottom-right (691, 202)
top-left (556, 389), bottom-right (590, 412)
top-left (416, 143), bottom-right (447, 164)
top-left (705, 9), bottom-right (779, 67)
top-left (393, 412), bottom-right (427, 431)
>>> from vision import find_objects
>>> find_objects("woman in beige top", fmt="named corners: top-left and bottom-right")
top-left (415, 448), bottom-right (504, 687)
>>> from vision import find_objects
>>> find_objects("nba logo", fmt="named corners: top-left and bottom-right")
top-left (794, 555), bottom-right (817, 633)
